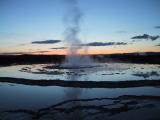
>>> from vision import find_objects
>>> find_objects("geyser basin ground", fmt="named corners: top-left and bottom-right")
top-left (0, 63), bottom-right (159, 81)
top-left (45, 63), bottom-right (101, 69)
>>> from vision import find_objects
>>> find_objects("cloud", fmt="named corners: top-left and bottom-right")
top-left (131, 34), bottom-right (160, 41)
top-left (0, 51), bottom-right (49, 55)
top-left (0, 52), bottom-right (26, 55)
top-left (32, 51), bottom-right (49, 53)
top-left (155, 26), bottom-right (160, 29)
top-left (50, 42), bottom-right (128, 48)
top-left (51, 47), bottom-right (67, 49)
top-left (156, 44), bottom-right (160, 46)
top-left (82, 42), bottom-right (127, 46)
top-left (116, 31), bottom-right (127, 33)
top-left (31, 40), bottom-right (61, 44)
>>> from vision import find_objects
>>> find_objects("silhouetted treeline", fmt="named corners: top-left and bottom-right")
top-left (0, 52), bottom-right (160, 66)
top-left (92, 52), bottom-right (160, 64)
top-left (0, 54), bottom-right (65, 66)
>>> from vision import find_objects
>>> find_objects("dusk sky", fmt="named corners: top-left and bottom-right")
top-left (0, 0), bottom-right (160, 55)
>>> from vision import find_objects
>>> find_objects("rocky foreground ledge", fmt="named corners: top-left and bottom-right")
top-left (0, 77), bottom-right (160, 88)
top-left (1, 95), bottom-right (160, 120)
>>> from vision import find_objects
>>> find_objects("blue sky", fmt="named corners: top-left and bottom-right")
top-left (0, 0), bottom-right (160, 54)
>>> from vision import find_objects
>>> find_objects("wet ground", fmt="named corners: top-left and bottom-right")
top-left (0, 63), bottom-right (160, 81)
top-left (0, 63), bottom-right (160, 120)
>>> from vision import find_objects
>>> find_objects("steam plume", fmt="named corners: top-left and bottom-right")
top-left (62, 0), bottom-right (92, 66)
top-left (63, 0), bottom-right (83, 55)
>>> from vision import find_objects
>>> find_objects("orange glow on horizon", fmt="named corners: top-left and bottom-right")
top-left (1, 44), bottom-right (160, 55)
top-left (32, 47), bottom-right (160, 55)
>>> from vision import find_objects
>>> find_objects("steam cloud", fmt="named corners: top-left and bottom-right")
top-left (63, 0), bottom-right (83, 55)
top-left (63, 0), bottom-right (92, 66)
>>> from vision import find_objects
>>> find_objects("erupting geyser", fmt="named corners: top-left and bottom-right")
top-left (61, 0), bottom-right (95, 68)
top-left (64, 0), bottom-right (82, 55)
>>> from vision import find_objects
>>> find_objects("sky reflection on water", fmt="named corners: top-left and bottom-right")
top-left (0, 63), bottom-right (160, 81)
top-left (0, 63), bottom-right (160, 117)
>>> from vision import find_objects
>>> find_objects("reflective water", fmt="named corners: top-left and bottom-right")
top-left (0, 63), bottom-right (160, 119)
top-left (1, 83), bottom-right (160, 111)
top-left (0, 63), bottom-right (160, 81)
